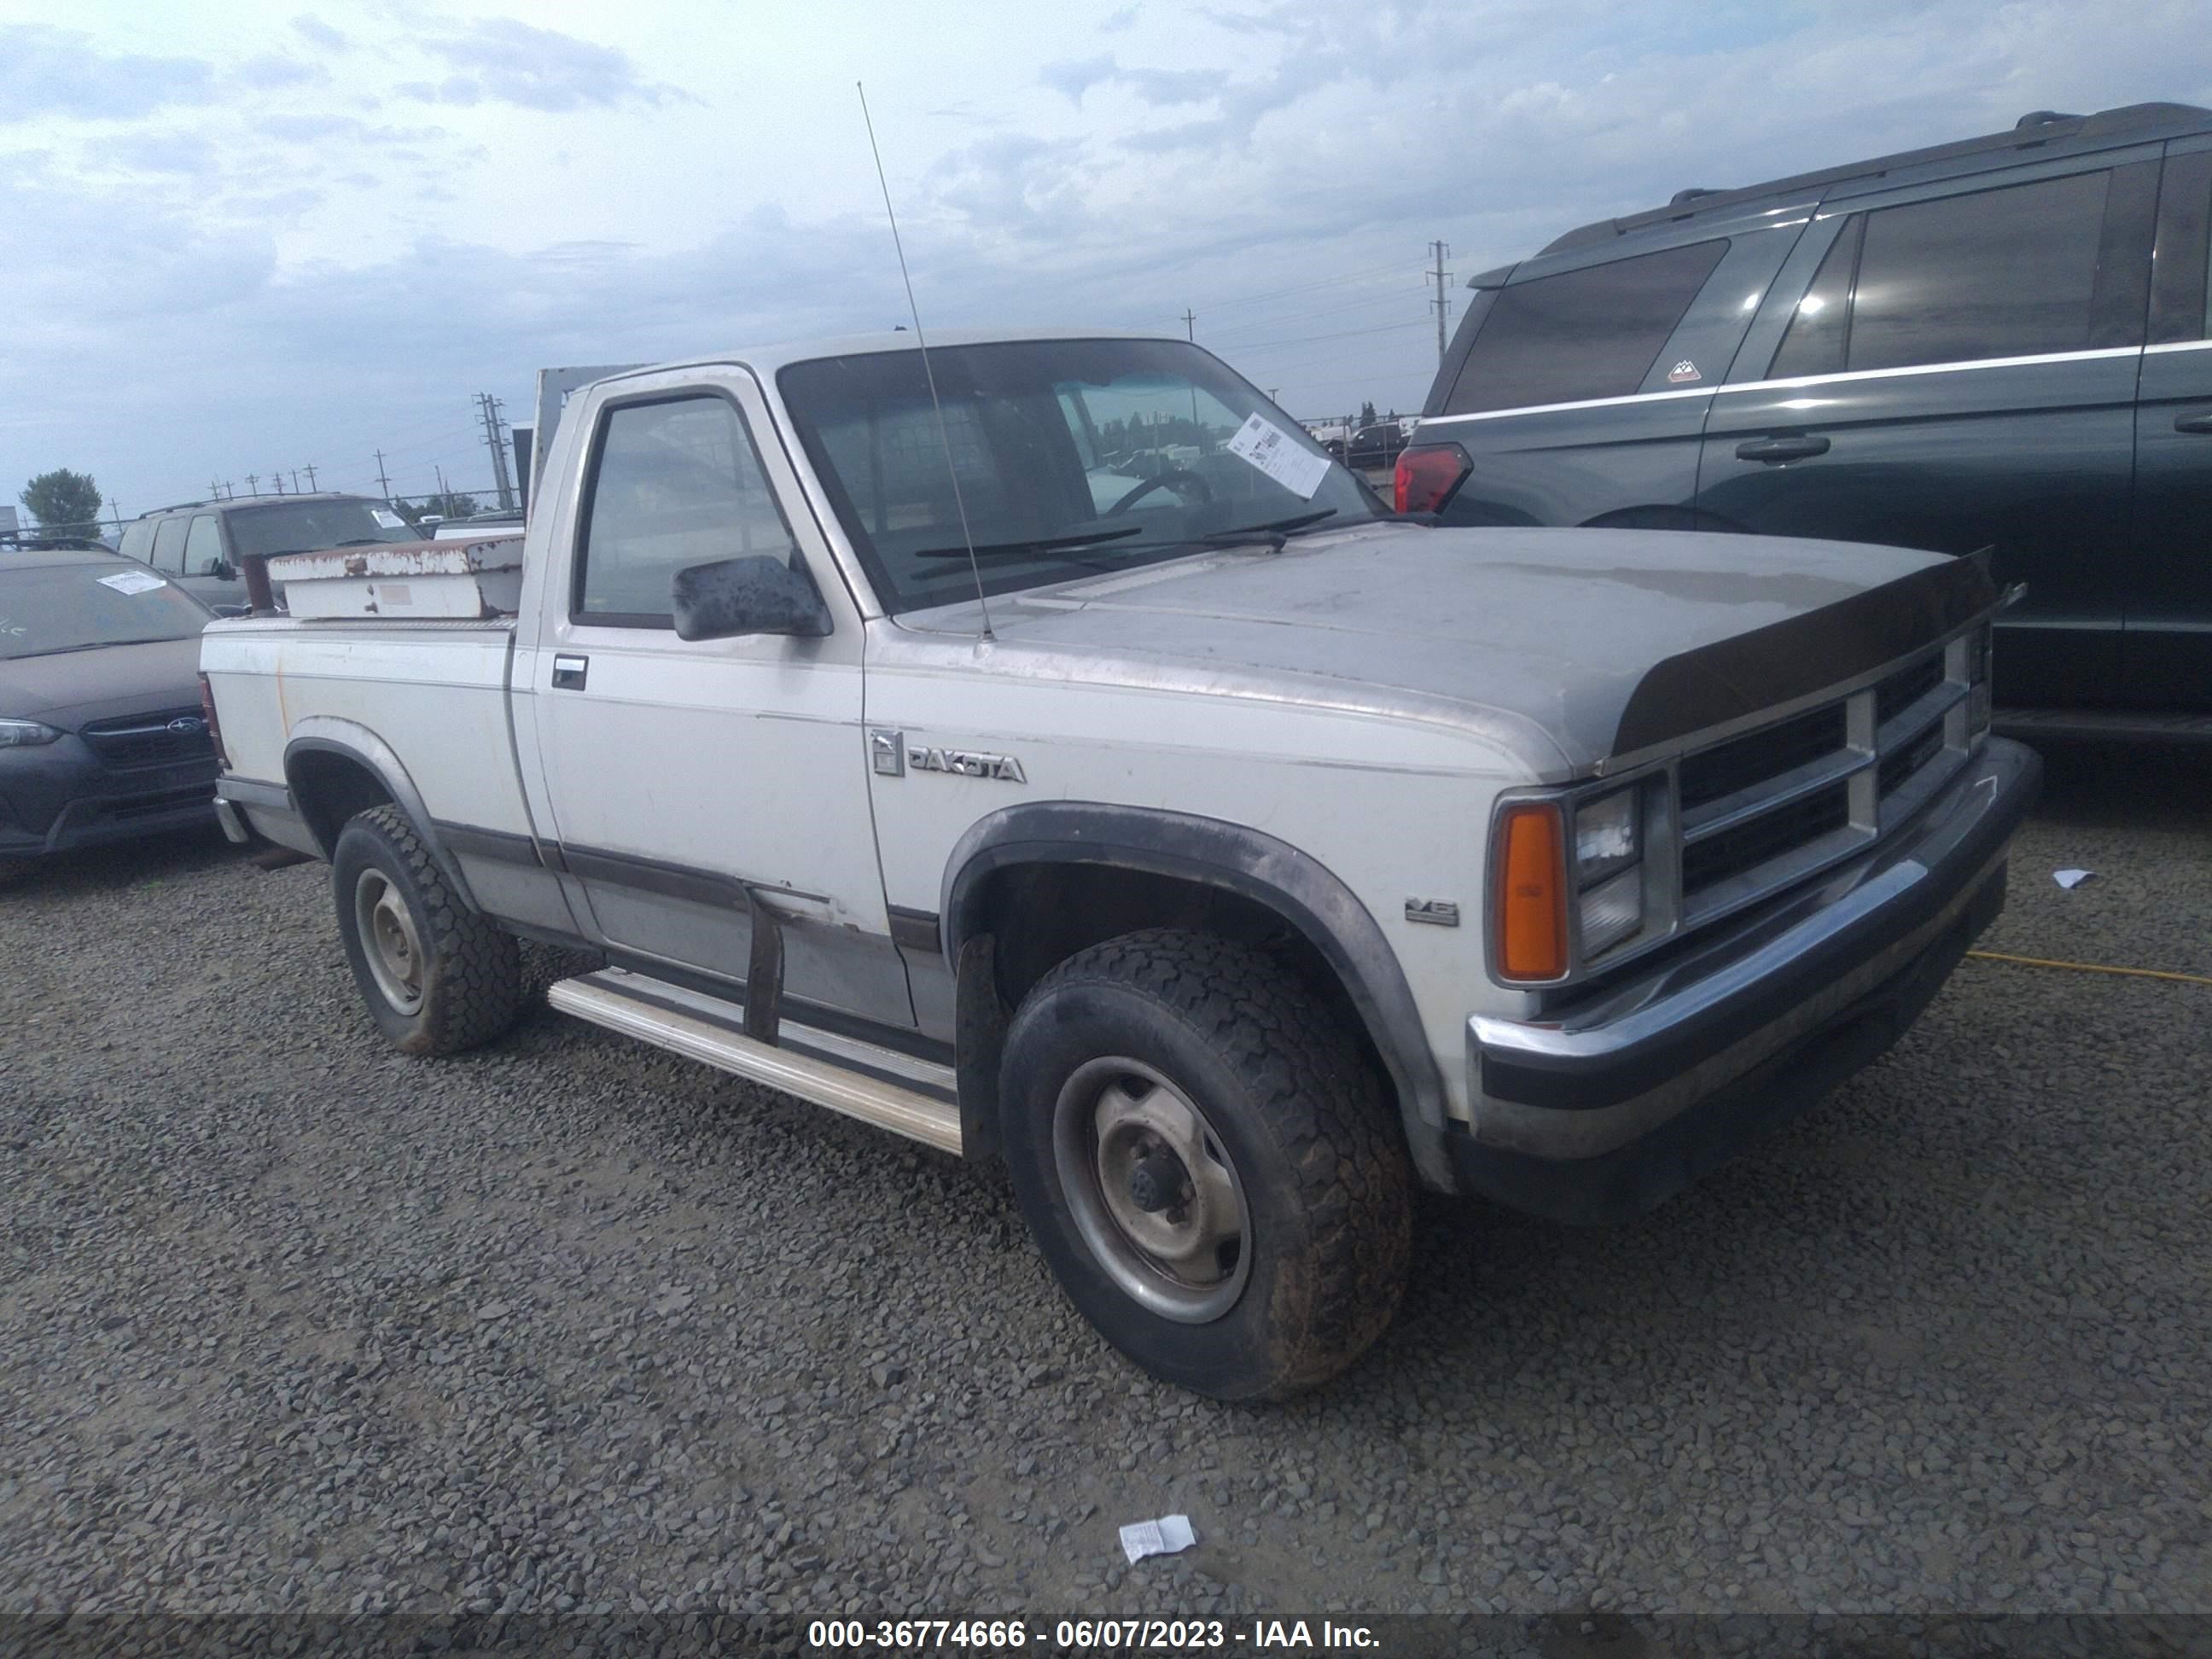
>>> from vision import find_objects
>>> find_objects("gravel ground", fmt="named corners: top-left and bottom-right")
top-left (3, 742), bottom-right (2208, 1621)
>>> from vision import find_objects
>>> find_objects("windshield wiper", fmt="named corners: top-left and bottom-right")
top-left (1196, 509), bottom-right (1339, 550)
top-left (913, 526), bottom-right (1145, 561)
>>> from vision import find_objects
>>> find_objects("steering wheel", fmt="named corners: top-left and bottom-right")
top-left (1106, 468), bottom-right (1215, 515)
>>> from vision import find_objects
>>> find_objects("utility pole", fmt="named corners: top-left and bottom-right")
top-left (1429, 240), bottom-right (1452, 363)
top-left (289, 469), bottom-right (302, 494)
top-left (208, 479), bottom-right (222, 502)
top-left (374, 451), bottom-right (392, 502)
top-left (1181, 309), bottom-right (1196, 341)
top-left (434, 463), bottom-right (451, 508)
top-left (476, 393), bottom-right (518, 511)
top-left (246, 473), bottom-right (259, 495)
top-left (272, 470), bottom-right (286, 495)
top-left (302, 463), bottom-right (318, 492)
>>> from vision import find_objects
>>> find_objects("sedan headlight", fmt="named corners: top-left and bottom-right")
top-left (0, 718), bottom-right (63, 748)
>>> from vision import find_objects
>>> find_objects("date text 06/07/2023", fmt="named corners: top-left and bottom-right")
top-left (805, 1618), bottom-right (1383, 1650)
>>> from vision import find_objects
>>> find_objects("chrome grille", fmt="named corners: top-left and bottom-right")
top-left (79, 710), bottom-right (213, 770)
top-left (1674, 632), bottom-right (1982, 929)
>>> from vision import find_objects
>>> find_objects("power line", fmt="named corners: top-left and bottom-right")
top-left (475, 393), bottom-right (517, 511)
top-left (1429, 239), bottom-right (1453, 362)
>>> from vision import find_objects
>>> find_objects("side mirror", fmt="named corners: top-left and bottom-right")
top-left (672, 554), bottom-right (832, 643)
top-left (211, 562), bottom-right (235, 582)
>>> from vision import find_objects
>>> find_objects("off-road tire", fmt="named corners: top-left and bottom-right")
top-left (331, 804), bottom-right (521, 1056)
top-left (999, 928), bottom-right (1412, 1400)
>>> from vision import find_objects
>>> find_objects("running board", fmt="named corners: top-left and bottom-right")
top-left (547, 968), bottom-right (963, 1155)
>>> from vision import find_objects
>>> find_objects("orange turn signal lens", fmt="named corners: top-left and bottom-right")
top-left (1495, 801), bottom-right (1569, 982)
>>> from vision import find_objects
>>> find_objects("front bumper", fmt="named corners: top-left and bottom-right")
top-left (0, 740), bottom-right (218, 859)
top-left (1454, 736), bottom-right (2040, 1224)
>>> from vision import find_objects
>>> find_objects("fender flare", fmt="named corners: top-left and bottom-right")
top-left (940, 801), bottom-right (1456, 1190)
top-left (282, 717), bottom-right (482, 914)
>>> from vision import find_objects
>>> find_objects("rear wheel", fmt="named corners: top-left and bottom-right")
top-left (331, 804), bottom-right (521, 1055)
top-left (999, 928), bottom-right (1412, 1400)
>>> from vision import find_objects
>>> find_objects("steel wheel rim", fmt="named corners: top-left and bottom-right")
top-left (1052, 1057), bottom-right (1252, 1324)
top-left (353, 868), bottom-right (424, 1015)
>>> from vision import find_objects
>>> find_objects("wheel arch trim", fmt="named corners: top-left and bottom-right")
top-left (940, 800), bottom-right (1455, 1189)
top-left (282, 718), bottom-right (481, 913)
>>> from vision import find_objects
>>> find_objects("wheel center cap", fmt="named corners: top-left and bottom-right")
top-left (1127, 1150), bottom-right (1189, 1214)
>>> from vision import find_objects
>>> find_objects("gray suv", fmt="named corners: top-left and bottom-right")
top-left (116, 494), bottom-right (416, 613)
top-left (1399, 102), bottom-right (2212, 736)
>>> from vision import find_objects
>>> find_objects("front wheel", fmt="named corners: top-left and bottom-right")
top-left (999, 929), bottom-right (1412, 1400)
top-left (331, 804), bottom-right (521, 1055)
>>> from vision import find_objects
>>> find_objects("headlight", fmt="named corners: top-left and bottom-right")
top-left (1573, 787), bottom-right (1644, 956)
top-left (0, 718), bottom-right (63, 748)
top-left (1573, 788), bottom-right (1639, 879)
top-left (1493, 783), bottom-right (1654, 983)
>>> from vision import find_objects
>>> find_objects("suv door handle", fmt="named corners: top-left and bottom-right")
top-left (550, 654), bottom-right (588, 690)
top-left (1736, 434), bottom-right (1831, 462)
top-left (2174, 411), bottom-right (2212, 434)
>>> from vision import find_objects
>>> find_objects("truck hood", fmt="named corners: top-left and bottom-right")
top-left (906, 523), bottom-right (1995, 772)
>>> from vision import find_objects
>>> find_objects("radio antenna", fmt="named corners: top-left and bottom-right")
top-left (857, 80), bottom-right (992, 639)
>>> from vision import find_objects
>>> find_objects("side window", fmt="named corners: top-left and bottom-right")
top-left (1769, 216), bottom-right (1864, 380)
top-left (117, 521), bottom-right (155, 565)
top-left (183, 515), bottom-right (225, 576)
top-left (1442, 239), bottom-right (1731, 415)
top-left (2149, 148), bottom-right (2212, 345)
top-left (148, 516), bottom-right (189, 574)
top-left (1842, 170), bottom-right (2110, 372)
top-left (574, 394), bottom-right (798, 626)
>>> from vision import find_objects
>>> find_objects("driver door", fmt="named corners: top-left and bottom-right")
top-left (526, 367), bottom-right (913, 1028)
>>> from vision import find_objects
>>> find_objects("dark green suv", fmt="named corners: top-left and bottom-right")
top-left (116, 494), bottom-right (416, 614)
top-left (1400, 102), bottom-right (2212, 736)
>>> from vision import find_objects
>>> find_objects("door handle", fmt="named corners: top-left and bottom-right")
top-left (2174, 411), bottom-right (2212, 434)
top-left (550, 654), bottom-right (588, 690)
top-left (1736, 434), bottom-right (1831, 463)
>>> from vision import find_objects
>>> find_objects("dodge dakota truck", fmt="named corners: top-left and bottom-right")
top-left (201, 329), bottom-right (2040, 1399)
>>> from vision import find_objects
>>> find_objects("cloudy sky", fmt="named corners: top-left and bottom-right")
top-left (6, 0), bottom-right (2211, 522)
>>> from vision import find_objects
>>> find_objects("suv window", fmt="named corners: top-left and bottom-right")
top-left (117, 521), bottom-right (155, 565)
top-left (183, 515), bottom-right (225, 576)
top-left (1772, 170), bottom-right (2113, 377)
top-left (2149, 148), bottom-right (2212, 344)
top-left (149, 515), bottom-right (189, 574)
top-left (574, 394), bottom-right (796, 626)
top-left (1442, 240), bottom-right (1730, 415)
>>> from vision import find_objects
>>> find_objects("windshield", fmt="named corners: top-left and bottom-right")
top-left (225, 499), bottom-right (415, 559)
top-left (777, 338), bottom-right (1382, 614)
top-left (0, 563), bottom-right (210, 660)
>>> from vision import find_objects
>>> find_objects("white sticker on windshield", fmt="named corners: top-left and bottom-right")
top-left (371, 509), bottom-right (405, 529)
top-left (97, 569), bottom-right (168, 596)
top-left (1226, 413), bottom-right (1330, 500)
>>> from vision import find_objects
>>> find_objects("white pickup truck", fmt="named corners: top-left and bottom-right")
top-left (201, 329), bottom-right (2039, 1399)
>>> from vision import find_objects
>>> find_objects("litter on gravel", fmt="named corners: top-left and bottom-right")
top-left (1119, 1515), bottom-right (1196, 1565)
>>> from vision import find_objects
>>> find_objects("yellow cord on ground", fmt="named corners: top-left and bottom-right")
top-left (1966, 950), bottom-right (2212, 987)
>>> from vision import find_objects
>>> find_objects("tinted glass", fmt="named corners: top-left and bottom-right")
top-left (0, 562), bottom-right (210, 660)
top-left (225, 499), bottom-right (413, 559)
top-left (780, 339), bottom-right (1380, 615)
top-left (117, 521), bottom-right (155, 564)
top-left (183, 515), bottom-right (225, 576)
top-left (575, 396), bottom-right (796, 624)
top-left (1443, 240), bottom-right (1730, 415)
top-left (1846, 170), bottom-right (2110, 371)
top-left (1768, 216), bottom-right (1864, 380)
top-left (149, 516), bottom-right (189, 573)
top-left (2148, 149), bottom-right (2212, 344)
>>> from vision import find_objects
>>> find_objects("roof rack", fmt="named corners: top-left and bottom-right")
top-left (1536, 101), bottom-right (2212, 257)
